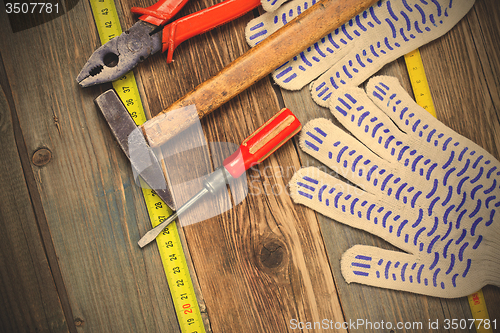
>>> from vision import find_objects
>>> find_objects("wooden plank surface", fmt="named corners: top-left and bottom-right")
top-left (133, 0), bottom-right (345, 331)
top-left (280, 0), bottom-right (500, 331)
top-left (450, 0), bottom-right (500, 315)
top-left (0, 0), bottom-right (499, 332)
top-left (0, 68), bottom-right (69, 333)
top-left (0, 2), bottom-right (181, 332)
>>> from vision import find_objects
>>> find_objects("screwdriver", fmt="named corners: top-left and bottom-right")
top-left (138, 108), bottom-right (302, 247)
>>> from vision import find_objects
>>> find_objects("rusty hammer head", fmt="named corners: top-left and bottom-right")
top-left (94, 89), bottom-right (175, 210)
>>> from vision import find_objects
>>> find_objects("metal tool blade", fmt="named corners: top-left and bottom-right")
top-left (137, 186), bottom-right (209, 248)
top-left (138, 165), bottom-right (231, 247)
top-left (77, 21), bottom-right (162, 87)
top-left (94, 90), bottom-right (175, 210)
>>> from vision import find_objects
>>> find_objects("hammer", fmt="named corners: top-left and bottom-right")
top-left (95, 0), bottom-right (378, 242)
top-left (136, 0), bottom-right (379, 148)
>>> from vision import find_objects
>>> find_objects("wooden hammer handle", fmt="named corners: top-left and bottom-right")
top-left (141, 0), bottom-right (378, 147)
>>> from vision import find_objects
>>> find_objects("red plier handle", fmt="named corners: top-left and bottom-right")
top-left (132, 0), bottom-right (261, 63)
top-left (132, 0), bottom-right (189, 26)
top-left (161, 0), bottom-right (260, 62)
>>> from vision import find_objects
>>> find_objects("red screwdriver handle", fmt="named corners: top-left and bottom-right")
top-left (161, 0), bottom-right (261, 63)
top-left (223, 108), bottom-right (302, 179)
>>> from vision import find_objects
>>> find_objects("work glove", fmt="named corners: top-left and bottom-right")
top-left (289, 76), bottom-right (500, 298)
top-left (245, 0), bottom-right (475, 107)
top-left (259, 0), bottom-right (289, 12)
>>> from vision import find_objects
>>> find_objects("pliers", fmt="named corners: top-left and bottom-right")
top-left (77, 0), bottom-right (261, 87)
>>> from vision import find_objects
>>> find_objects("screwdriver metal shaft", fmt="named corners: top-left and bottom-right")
top-left (137, 108), bottom-right (301, 248)
top-left (138, 187), bottom-right (209, 248)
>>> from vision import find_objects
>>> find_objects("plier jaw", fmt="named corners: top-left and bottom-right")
top-left (77, 0), bottom-right (261, 87)
top-left (76, 21), bottom-right (162, 87)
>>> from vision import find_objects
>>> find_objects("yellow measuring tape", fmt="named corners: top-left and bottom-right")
top-left (404, 49), bottom-right (492, 333)
top-left (88, 1), bottom-right (205, 331)
top-left (404, 49), bottom-right (437, 118)
top-left (140, 182), bottom-right (205, 333)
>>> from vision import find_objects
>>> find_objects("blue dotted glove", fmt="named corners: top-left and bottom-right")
top-left (289, 76), bottom-right (500, 298)
top-left (246, 0), bottom-right (475, 107)
top-left (259, 0), bottom-right (290, 12)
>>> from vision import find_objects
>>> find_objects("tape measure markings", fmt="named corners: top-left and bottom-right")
top-left (88, 0), bottom-right (121, 44)
top-left (88, 0), bottom-right (205, 331)
top-left (404, 49), bottom-right (492, 333)
top-left (404, 48), bottom-right (437, 118)
top-left (140, 181), bottom-right (205, 333)
top-left (468, 290), bottom-right (494, 333)
top-left (113, 75), bottom-right (148, 126)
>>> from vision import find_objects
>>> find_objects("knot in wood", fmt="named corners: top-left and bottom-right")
top-left (74, 317), bottom-right (85, 327)
top-left (259, 239), bottom-right (285, 269)
top-left (32, 147), bottom-right (52, 166)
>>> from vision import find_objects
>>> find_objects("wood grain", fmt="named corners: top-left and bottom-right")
top-left (0, 76), bottom-right (69, 333)
top-left (135, 0), bottom-right (346, 330)
top-left (0, 2), bottom-right (181, 332)
top-left (0, 0), bottom-right (498, 331)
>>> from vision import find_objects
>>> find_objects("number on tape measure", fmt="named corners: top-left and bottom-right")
top-left (142, 183), bottom-right (205, 332)
top-left (468, 290), bottom-right (493, 333)
top-left (404, 49), bottom-right (437, 118)
top-left (88, 0), bottom-right (205, 331)
top-left (113, 74), bottom-right (147, 125)
top-left (89, 0), bottom-right (121, 44)
top-left (89, 0), bottom-right (147, 124)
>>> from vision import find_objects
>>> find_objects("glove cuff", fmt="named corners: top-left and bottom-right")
top-left (481, 229), bottom-right (500, 287)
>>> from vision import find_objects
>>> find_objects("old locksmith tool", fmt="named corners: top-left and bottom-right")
top-left (128, 0), bottom-right (379, 149)
top-left (95, 90), bottom-right (301, 247)
top-left (92, 0), bottom-right (378, 211)
top-left (77, 0), bottom-right (260, 87)
top-left (84, 0), bottom-right (379, 149)
top-left (92, 0), bottom-right (378, 242)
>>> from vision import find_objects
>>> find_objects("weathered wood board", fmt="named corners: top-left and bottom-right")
top-left (0, 1), bottom-right (181, 331)
top-left (279, 0), bottom-right (500, 331)
top-left (0, 66), bottom-right (69, 333)
top-left (0, 0), bottom-right (498, 331)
